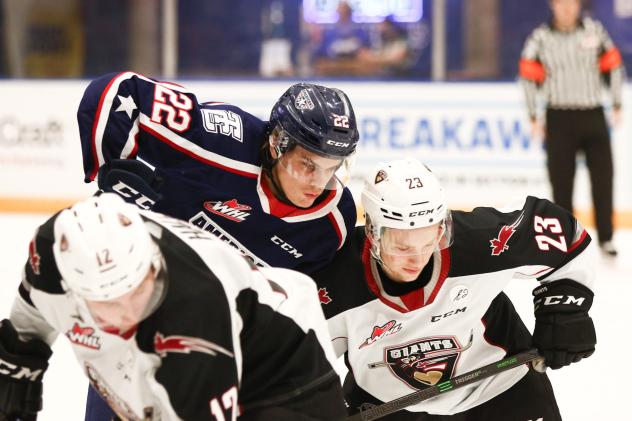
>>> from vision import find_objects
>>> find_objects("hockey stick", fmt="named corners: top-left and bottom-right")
top-left (347, 348), bottom-right (543, 421)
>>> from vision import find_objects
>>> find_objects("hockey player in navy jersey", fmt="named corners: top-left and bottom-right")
top-left (313, 159), bottom-right (597, 420)
top-left (0, 194), bottom-right (347, 421)
top-left (76, 72), bottom-right (359, 419)
top-left (77, 72), bottom-right (358, 274)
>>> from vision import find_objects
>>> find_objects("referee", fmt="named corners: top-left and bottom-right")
top-left (519, 0), bottom-right (625, 257)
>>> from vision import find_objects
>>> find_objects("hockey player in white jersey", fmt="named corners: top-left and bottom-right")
top-left (313, 158), bottom-right (597, 420)
top-left (0, 194), bottom-right (346, 421)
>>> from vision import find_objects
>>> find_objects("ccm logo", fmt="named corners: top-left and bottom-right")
top-left (409, 209), bottom-right (434, 217)
top-left (0, 357), bottom-right (44, 381)
top-left (535, 295), bottom-right (586, 307)
top-left (112, 181), bottom-right (155, 210)
top-left (326, 140), bottom-right (350, 148)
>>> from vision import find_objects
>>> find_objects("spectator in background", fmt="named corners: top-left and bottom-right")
top-left (312, 1), bottom-right (371, 76)
top-left (356, 15), bottom-right (413, 77)
top-left (519, 0), bottom-right (626, 258)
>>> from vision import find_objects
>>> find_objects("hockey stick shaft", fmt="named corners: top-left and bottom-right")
top-left (347, 348), bottom-right (543, 421)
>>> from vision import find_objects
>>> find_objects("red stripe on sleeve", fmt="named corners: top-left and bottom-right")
top-left (89, 72), bottom-right (126, 181)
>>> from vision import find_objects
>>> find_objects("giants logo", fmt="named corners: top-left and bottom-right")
top-left (359, 320), bottom-right (402, 349)
top-left (374, 336), bottom-right (464, 389)
top-left (490, 211), bottom-right (524, 256)
top-left (154, 333), bottom-right (234, 358)
top-left (66, 323), bottom-right (102, 350)
top-left (204, 199), bottom-right (252, 222)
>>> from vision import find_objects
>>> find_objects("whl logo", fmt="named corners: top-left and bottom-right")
top-left (204, 199), bottom-right (252, 222)
top-left (66, 323), bottom-right (101, 350)
top-left (490, 212), bottom-right (524, 256)
top-left (359, 320), bottom-right (402, 349)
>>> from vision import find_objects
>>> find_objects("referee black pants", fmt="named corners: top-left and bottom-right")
top-left (545, 107), bottom-right (614, 243)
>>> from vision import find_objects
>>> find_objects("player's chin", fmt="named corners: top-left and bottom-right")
top-left (399, 268), bottom-right (422, 282)
top-left (292, 193), bottom-right (318, 208)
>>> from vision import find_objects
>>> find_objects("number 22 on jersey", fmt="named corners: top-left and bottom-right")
top-left (151, 84), bottom-right (193, 132)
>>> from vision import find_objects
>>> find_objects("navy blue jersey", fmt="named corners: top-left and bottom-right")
top-left (77, 72), bottom-right (356, 273)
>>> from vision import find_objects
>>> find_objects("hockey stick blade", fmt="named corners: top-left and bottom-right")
top-left (347, 348), bottom-right (543, 421)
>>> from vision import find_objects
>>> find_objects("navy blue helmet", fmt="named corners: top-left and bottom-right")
top-left (269, 83), bottom-right (359, 159)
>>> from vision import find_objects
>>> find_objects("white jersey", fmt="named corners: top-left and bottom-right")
top-left (313, 196), bottom-right (595, 415)
top-left (11, 210), bottom-right (340, 420)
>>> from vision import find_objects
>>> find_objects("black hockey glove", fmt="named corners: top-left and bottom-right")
top-left (532, 279), bottom-right (596, 370)
top-left (97, 159), bottom-right (164, 210)
top-left (0, 320), bottom-right (52, 421)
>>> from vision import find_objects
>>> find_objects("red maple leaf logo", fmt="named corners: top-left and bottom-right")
top-left (318, 287), bottom-right (332, 304)
top-left (490, 212), bottom-right (524, 256)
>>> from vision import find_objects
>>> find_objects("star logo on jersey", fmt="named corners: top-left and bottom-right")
top-left (115, 94), bottom-right (137, 119)
top-left (318, 287), bottom-right (332, 304)
top-left (28, 238), bottom-right (41, 275)
top-left (294, 89), bottom-right (314, 110)
top-left (204, 199), bottom-right (252, 222)
top-left (490, 211), bottom-right (525, 256)
top-left (66, 323), bottom-right (101, 350)
top-left (374, 169), bottom-right (387, 184)
top-left (154, 333), bottom-right (234, 358)
top-left (379, 336), bottom-right (463, 390)
top-left (359, 320), bottom-right (402, 349)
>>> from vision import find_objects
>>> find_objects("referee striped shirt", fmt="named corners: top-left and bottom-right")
top-left (519, 17), bottom-right (625, 119)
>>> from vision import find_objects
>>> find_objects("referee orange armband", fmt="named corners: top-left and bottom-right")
top-left (599, 48), bottom-right (622, 72)
top-left (519, 59), bottom-right (546, 83)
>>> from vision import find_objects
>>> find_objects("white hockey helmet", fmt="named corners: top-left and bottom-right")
top-left (361, 159), bottom-right (452, 260)
top-left (53, 193), bottom-right (158, 301)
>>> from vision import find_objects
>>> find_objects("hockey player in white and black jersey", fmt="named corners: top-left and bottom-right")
top-left (312, 159), bottom-right (597, 420)
top-left (76, 73), bottom-right (359, 419)
top-left (0, 194), bottom-right (347, 421)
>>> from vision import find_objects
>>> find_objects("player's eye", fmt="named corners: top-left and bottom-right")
top-left (301, 159), bottom-right (316, 172)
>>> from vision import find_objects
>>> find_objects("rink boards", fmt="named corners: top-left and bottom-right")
top-left (0, 79), bottom-right (630, 227)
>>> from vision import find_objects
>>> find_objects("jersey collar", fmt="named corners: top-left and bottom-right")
top-left (361, 239), bottom-right (451, 313)
top-left (256, 172), bottom-right (344, 222)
